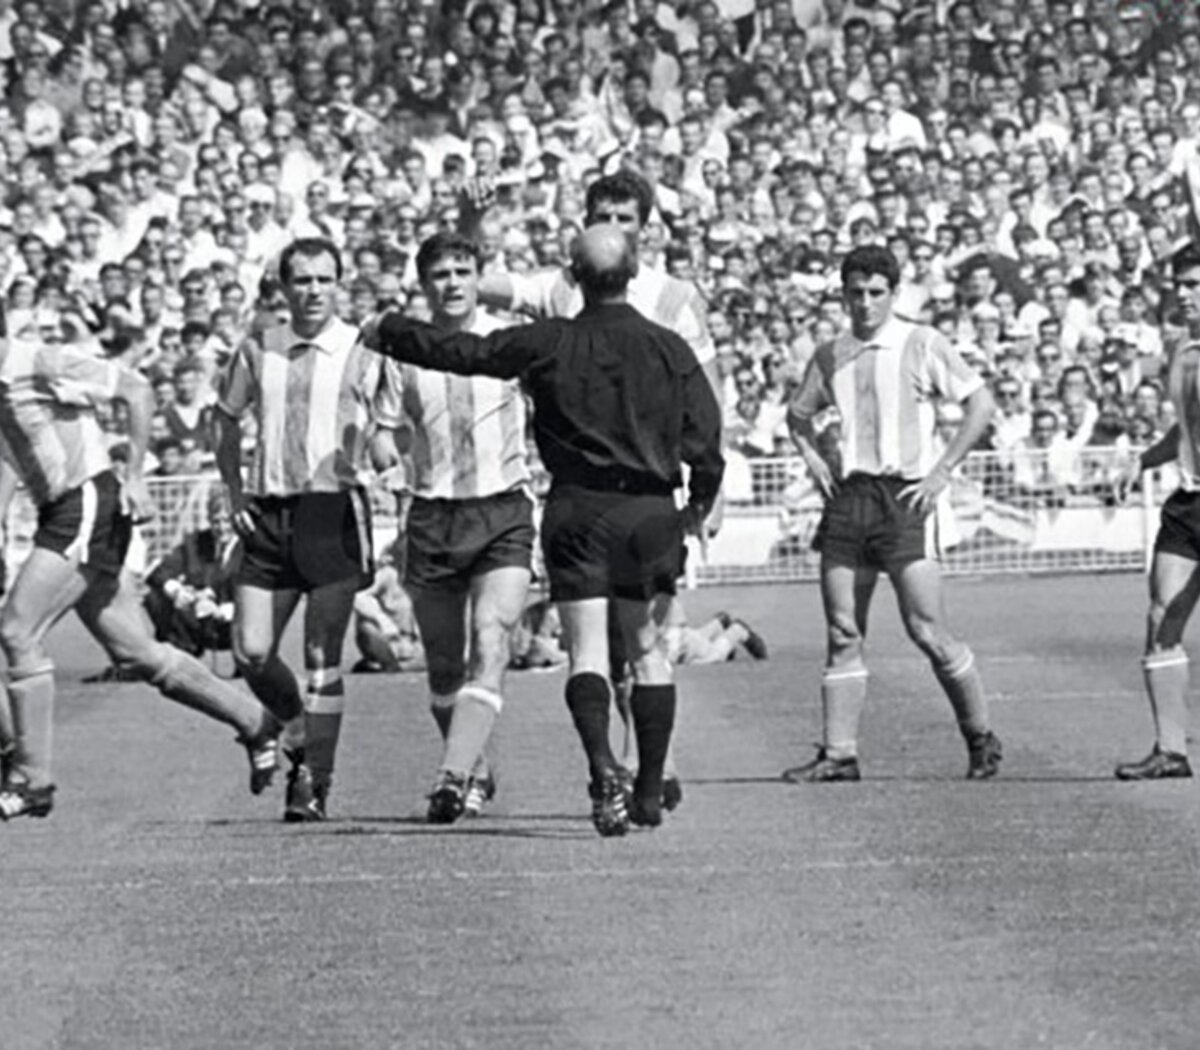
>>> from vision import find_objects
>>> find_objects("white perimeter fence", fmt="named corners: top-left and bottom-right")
top-left (0, 446), bottom-right (1172, 585)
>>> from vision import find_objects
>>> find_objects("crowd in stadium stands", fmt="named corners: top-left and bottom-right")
top-left (1, 0), bottom-right (1197, 512)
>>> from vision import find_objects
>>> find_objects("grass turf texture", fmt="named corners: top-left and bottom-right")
top-left (0, 574), bottom-right (1197, 1050)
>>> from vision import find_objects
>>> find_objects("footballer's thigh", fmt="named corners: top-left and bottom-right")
top-left (467, 565), bottom-right (532, 690)
top-left (0, 548), bottom-right (92, 664)
top-left (234, 584), bottom-right (303, 668)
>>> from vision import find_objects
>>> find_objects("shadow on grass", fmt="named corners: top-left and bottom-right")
top-left (203, 813), bottom-right (599, 840)
top-left (687, 773), bottom-right (1119, 785)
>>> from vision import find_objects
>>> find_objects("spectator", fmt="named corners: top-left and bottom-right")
top-left (1011, 408), bottom-right (1081, 507)
top-left (143, 487), bottom-right (236, 659)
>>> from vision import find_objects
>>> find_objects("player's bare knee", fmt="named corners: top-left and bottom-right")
top-left (470, 620), bottom-right (512, 678)
top-left (902, 611), bottom-right (945, 656)
top-left (827, 615), bottom-right (862, 655)
top-left (114, 638), bottom-right (174, 683)
top-left (1147, 601), bottom-right (1186, 648)
top-left (0, 619), bottom-right (37, 666)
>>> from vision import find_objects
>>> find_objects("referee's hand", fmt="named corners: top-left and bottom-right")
top-left (680, 504), bottom-right (705, 538)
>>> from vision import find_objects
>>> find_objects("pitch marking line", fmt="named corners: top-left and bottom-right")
top-left (28, 848), bottom-right (1155, 893)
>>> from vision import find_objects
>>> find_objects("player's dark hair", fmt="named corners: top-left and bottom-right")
top-left (415, 232), bottom-right (483, 282)
top-left (279, 237), bottom-right (343, 285)
top-left (585, 171), bottom-right (654, 227)
top-left (1171, 241), bottom-right (1200, 276)
top-left (840, 244), bottom-right (901, 290)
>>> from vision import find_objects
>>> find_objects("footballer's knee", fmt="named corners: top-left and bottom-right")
top-left (826, 614), bottom-right (863, 662)
top-left (112, 638), bottom-right (175, 684)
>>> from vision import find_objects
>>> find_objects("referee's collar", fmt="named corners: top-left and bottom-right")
top-left (578, 301), bottom-right (639, 317)
top-left (284, 317), bottom-right (357, 355)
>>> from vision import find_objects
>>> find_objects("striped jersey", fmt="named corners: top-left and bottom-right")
top-left (788, 317), bottom-right (984, 479)
top-left (1166, 337), bottom-right (1200, 491)
top-left (0, 338), bottom-right (121, 506)
top-left (218, 317), bottom-right (382, 496)
top-left (375, 310), bottom-right (530, 499)
top-left (508, 263), bottom-right (715, 365)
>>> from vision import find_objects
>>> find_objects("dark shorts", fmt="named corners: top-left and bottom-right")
top-left (1155, 490), bottom-right (1200, 561)
top-left (541, 484), bottom-right (684, 603)
top-left (34, 471), bottom-right (131, 578)
top-left (404, 488), bottom-right (536, 594)
top-left (236, 490), bottom-right (373, 592)
top-left (813, 473), bottom-right (931, 571)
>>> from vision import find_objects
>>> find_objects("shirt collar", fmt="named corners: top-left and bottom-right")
top-left (852, 316), bottom-right (903, 350)
top-left (287, 317), bottom-right (355, 355)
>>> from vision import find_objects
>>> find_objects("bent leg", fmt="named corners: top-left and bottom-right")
top-left (892, 558), bottom-right (990, 742)
top-left (435, 566), bottom-right (531, 779)
top-left (233, 584), bottom-right (304, 745)
top-left (77, 572), bottom-right (267, 741)
top-left (0, 548), bottom-right (92, 787)
top-left (819, 560), bottom-right (877, 758)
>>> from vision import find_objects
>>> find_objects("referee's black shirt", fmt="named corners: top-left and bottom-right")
top-left (375, 302), bottom-right (724, 512)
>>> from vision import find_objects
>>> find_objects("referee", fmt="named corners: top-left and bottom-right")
top-left (364, 225), bottom-right (724, 837)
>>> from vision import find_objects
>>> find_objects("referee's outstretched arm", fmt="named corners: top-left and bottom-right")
top-left (369, 311), bottom-right (537, 380)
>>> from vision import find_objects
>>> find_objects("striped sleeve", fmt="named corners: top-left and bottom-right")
top-left (373, 358), bottom-right (406, 429)
top-left (924, 329), bottom-right (984, 403)
top-left (671, 282), bottom-right (715, 366)
top-left (217, 341), bottom-right (258, 416)
top-left (786, 349), bottom-right (831, 427)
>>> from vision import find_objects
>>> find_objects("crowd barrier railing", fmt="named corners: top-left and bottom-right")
top-left (0, 446), bottom-right (1171, 587)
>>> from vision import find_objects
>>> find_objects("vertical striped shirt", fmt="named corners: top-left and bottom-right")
top-left (218, 317), bottom-right (382, 496)
top-left (788, 317), bottom-right (984, 479)
top-left (375, 311), bottom-right (530, 499)
top-left (0, 338), bottom-right (121, 506)
top-left (508, 264), bottom-right (715, 365)
top-left (1166, 338), bottom-right (1200, 491)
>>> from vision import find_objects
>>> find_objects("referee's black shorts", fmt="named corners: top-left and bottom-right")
top-left (541, 483), bottom-right (684, 603)
top-left (236, 489), bottom-right (373, 592)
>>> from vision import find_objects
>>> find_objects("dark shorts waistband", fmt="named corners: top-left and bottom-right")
top-left (554, 470), bottom-right (675, 497)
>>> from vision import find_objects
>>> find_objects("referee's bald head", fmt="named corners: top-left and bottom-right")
top-left (571, 225), bottom-right (638, 300)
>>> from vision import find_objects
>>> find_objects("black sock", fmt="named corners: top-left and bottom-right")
top-left (565, 673), bottom-right (616, 780)
top-left (631, 684), bottom-right (676, 804)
